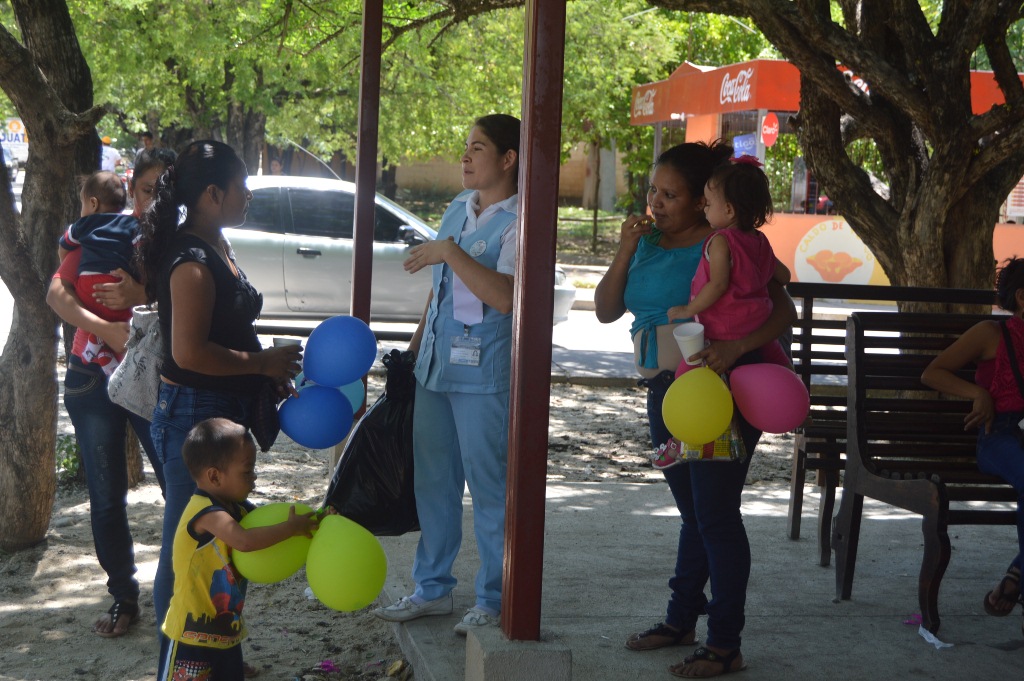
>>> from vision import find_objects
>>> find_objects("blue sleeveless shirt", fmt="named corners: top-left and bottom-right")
top-left (623, 230), bottom-right (702, 370)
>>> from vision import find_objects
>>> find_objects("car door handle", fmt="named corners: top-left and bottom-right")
top-left (296, 248), bottom-right (322, 257)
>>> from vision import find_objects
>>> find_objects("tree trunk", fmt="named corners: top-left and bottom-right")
top-left (226, 103), bottom-right (266, 173)
top-left (126, 429), bottom-right (143, 488)
top-left (582, 142), bottom-right (598, 209)
top-left (0, 0), bottom-right (104, 550)
top-left (160, 125), bottom-right (195, 153)
top-left (380, 160), bottom-right (398, 199)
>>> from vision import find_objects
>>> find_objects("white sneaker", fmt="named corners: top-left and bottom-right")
top-left (453, 607), bottom-right (499, 636)
top-left (372, 594), bottom-right (453, 622)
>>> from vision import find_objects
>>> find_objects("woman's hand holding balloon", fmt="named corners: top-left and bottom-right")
top-left (698, 338), bottom-right (745, 374)
top-left (272, 379), bottom-right (300, 400)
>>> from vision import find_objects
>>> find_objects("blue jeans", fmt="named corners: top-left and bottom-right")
top-left (977, 412), bottom-right (1024, 572)
top-left (644, 368), bottom-right (761, 651)
top-left (151, 383), bottom-right (251, 656)
top-left (411, 383), bottom-right (509, 614)
top-left (63, 357), bottom-right (165, 604)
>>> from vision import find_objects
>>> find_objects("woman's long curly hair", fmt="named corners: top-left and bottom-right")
top-left (136, 140), bottom-right (245, 302)
top-left (996, 257), bottom-right (1024, 313)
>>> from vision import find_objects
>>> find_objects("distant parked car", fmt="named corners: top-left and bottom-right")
top-left (228, 176), bottom-right (575, 324)
top-left (2, 146), bottom-right (18, 183)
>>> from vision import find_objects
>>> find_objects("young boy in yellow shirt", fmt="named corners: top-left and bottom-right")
top-left (159, 418), bottom-right (317, 680)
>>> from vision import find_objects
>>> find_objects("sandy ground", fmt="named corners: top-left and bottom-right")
top-left (0, 373), bottom-right (795, 681)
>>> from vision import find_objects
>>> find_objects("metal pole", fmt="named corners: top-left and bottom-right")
top-left (755, 108), bottom-right (767, 163)
top-left (502, 0), bottom-right (567, 641)
top-left (351, 0), bottom-right (383, 325)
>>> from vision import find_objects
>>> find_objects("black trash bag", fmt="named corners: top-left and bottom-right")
top-left (323, 348), bottom-right (419, 536)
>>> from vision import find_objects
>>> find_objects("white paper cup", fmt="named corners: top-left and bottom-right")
top-left (673, 322), bottom-right (705, 365)
top-left (272, 337), bottom-right (302, 348)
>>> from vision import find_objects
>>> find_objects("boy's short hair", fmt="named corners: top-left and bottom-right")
top-left (182, 418), bottom-right (252, 481)
top-left (80, 170), bottom-right (127, 213)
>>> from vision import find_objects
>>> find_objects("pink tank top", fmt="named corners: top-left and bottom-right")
top-left (690, 228), bottom-right (777, 341)
top-left (974, 316), bottom-right (1024, 413)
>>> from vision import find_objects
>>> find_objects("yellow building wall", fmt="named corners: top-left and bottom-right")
top-left (394, 143), bottom-right (626, 201)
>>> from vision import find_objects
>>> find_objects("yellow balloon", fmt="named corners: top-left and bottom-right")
top-left (233, 502), bottom-right (314, 584)
top-left (306, 515), bottom-right (387, 612)
top-left (661, 367), bottom-right (734, 445)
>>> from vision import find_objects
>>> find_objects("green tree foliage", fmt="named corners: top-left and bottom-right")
top-left (26, 2), bottom-right (782, 186)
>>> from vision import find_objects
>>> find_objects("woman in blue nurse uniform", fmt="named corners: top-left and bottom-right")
top-left (371, 114), bottom-right (521, 636)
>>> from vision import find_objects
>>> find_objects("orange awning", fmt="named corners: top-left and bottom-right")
top-left (631, 59), bottom-right (1023, 125)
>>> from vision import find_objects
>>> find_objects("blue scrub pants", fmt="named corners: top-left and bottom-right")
top-left (411, 382), bottom-right (509, 614)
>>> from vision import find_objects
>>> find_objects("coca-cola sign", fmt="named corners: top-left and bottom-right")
top-left (633, 88), bottom-right (656, 118)
top-left (720, 68), bottom-right (754, 105)
top-left (839, 66), bottom-right (870, 95)
top-left (761, 112), bottom-right (779, 147)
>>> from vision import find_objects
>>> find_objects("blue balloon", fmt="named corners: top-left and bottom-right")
top-left (294, 372), bottom-right (365, 412)
top-left (278, 385), bottom-right (354, 449)
top-left (339, 379), bottom-right (366, 411)
top-left (304, 316), bottom-right (377, 388)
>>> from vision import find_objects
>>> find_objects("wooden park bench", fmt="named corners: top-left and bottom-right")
top-left (785, 283), bottom-right (996, 567)
top-left (830, 311), bottom-right (1018, 633)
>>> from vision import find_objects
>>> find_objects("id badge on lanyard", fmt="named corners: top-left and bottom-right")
top-left (450, 326), bottom-right (482, 366)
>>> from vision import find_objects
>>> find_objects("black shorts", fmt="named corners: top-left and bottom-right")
top-left (161, 639), bottom-right (243, 681)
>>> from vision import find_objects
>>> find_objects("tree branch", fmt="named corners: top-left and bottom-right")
top-left (983, 21), bottom-right (1024, 110)
top-left (962, 119), bottom-right (1024, 200)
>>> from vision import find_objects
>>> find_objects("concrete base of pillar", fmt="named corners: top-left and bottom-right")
top-left (465, 627), bottom-right (571, 681)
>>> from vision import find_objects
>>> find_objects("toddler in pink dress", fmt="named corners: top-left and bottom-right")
top-left (655, 156), bottom-right (792, 469)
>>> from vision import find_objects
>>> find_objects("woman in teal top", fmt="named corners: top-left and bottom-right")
top-left (372, 114), bottom-right (520, 637)
top-left (595, 141), bottom-right (795, 678)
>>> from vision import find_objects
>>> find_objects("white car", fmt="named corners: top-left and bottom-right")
top-left (228, 176), bottom-right (575, 324)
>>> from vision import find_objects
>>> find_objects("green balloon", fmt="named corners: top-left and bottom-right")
top-left (305, 515), bottom-right (387, 611)
top-left (233, 502), bottom-right (314, 584)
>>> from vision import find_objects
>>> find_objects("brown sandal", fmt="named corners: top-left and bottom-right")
top-left (669, 646), bottom-right (746, 678)
top-left (983, 567), bottom-right (1022, 617)
top-left (625, 622), bottom-right (698, 651)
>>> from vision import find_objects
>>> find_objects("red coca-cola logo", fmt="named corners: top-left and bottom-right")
top-left (761, 112), bottom-right (779, 147)
top-left (633, 89), bottom-right (656, 117)
top-left (719, 68), bottom-right (754, 104)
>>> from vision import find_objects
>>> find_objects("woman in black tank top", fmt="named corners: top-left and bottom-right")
top-left (137, 140), bottom-right (302, 679)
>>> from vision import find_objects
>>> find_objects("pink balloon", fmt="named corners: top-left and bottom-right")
top-left (674, 358), bottom-right (699, 379)
top-left (730, 363), bottom-right (809, 433)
